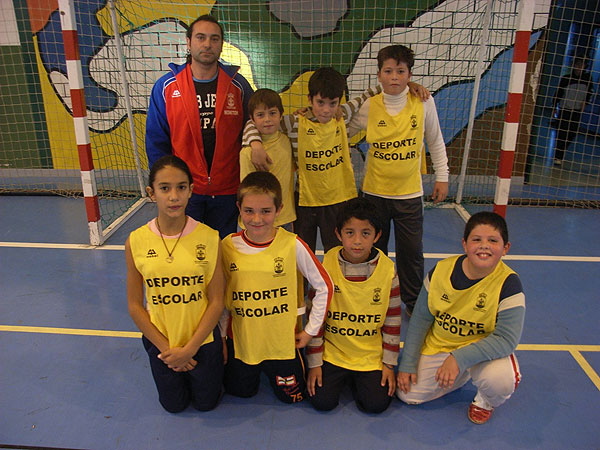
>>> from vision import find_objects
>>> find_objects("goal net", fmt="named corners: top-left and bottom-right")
top-left (1, 0), bottom-right (598, 243)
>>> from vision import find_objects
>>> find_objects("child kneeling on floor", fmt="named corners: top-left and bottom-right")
top-left (397, 211), bottom-right (525, 424)
top-left (306, 197), bottom-right (401, 413)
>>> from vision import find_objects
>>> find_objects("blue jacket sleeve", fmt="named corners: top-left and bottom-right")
top-left (145, 77), bottom-right (172, 168)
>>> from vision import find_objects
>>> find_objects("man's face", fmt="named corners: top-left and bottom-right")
top-left (187, 20), bottom-right (223, 68)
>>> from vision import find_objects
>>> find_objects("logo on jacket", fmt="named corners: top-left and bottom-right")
top-left (229, 262), bottom-right (239, 272)
top-left (274, 257), bottom-right (284, 275)
top-left (146, 249), bottom-right (158, 258)
top-left (378, 120), bottom-right (387, 127)
top-left (410, 114), bottom-right (418, 128)
top-left (172, 90), bottom-right (181, 98)
top-left (306, 127), bottom-right (316, 135)
top-left (224, 92), bottom-right (239, 116)
top-left (372, 287), bottom-right (382, 304)
top-left (195, 244), bottom-right (206, 261)
top-left (475, 293), bottom-right (487, 310)
top-left (441, 293), bottom-right (451, 303)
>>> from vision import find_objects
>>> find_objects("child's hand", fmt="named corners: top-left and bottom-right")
top-left (435, 354), bottom-right (459, 388)
top-left (293, 107), bottom-right (309, 116)
top-left (307, 367), bottom-right (322, 396)
top-left (396, 371), bottom-right (417, 394)
top-left (250, 141), bottom-right (272, 171)
top-left (381, 365), bottom-right (396, 396)
top-left (334, 106), bottom-right (343, 120)
top-left (158, 347), bottom-right (196, 372)
top-left (408, 81), bottom-right (430, 101)
top-left (431, 181), bottom-right (448, 204)
top-left (295, 330), bottom-right (312, 348)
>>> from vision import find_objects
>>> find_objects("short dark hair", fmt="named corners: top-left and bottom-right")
top-left (148, 155), bottom-right (193, 188)
top-left (187, 15), bottom-right (224, 40)
top-left (248, 89), bottom-right (284, 117)
top-left (377, 44), bottom-right (415, 71)
top-left (308, 67), bottom-right (346, 101)
top-left (463, 211), bottom-right (509, 245)
top-left (335, 197), bottom-right (382, 235)
top-left (238, 171), bottom-right (282, 210)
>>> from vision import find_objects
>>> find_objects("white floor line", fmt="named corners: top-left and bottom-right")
top-left (1, 241), bottom-right (599, 262)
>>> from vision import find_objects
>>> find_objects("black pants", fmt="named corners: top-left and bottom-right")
top-left (295, 200), bottom-right (350, 253)
top-left (142, 328), bottom-right (224, 413)
top-left (363, 194), bottom-right (424, 314)
top-left (223, 338), bottom-right (306, 404)
top-left (186, 193), bottom-right (238, 239)
top-left (554, 109), bottom-right (581, 161)
top-left (309, 361), bottom-right (392, 413)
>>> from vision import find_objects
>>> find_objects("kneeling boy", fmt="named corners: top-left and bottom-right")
top-left (396, 211), bottom-right (525, 424)
top-left (306, 197), bottom-right (401, 413)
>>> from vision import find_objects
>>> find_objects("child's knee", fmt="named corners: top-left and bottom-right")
top-left (356, 396), bottom-right (392, 414)
top-left (309, 395), bottom-right (338, 411)
top-left (396, 389), bottom-right (426, 405)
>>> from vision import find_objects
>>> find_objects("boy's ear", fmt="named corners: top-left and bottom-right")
top-left (188, 183), bottom-right (194, 198)
top-left (503, 241), bottom-right (511, 255)
top-left (373, 230), bottom-right (382, 244)
top-left (146, 186), bottom-right (154, 199)
top-left (334, 228), bottom-right (342, 242)
top-left (236, 201), bottom-right (242, 212)
top-left (462, 238), bottom-right (467, 253)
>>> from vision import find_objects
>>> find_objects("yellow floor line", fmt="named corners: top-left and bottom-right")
top-left (0, 325), bottom-right (140, 338)
top-left (3, 326), bottom-right (600, 391)
top-left (2, 325), bottom-right (599, 350)
top-left (569, 350), bottom-right (600, 391)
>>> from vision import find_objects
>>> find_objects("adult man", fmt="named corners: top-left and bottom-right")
top-left (146, 15), bottom-right (254, 237)
top-left (551, 57), bottom-right (593, 166)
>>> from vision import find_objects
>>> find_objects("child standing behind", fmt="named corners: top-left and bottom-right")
top-left (245, 68), bottom-right (378, 253)
top-left (221, 172), bottom-right (333, 403)
top-left (126, 155), bottom-right (225, 413)
top-left (348, 44), bottom-right (449, 315)
top-left (397, 211), bottom-right (525, 424)
top-left (239, 89), bottom-right (295, 228)
top-left (306, 197), bottom-right (401, 413)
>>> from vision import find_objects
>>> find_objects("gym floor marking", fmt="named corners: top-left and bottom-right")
top-left (2, 325), bottom-right (599, 391)
top-left (2, 242), bottom-right (600, 263)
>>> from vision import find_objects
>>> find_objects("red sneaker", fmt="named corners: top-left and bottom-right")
top-left (468, 402), bottom-right (494, 424)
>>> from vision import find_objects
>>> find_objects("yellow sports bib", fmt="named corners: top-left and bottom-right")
top-left (322, 247), bottom-right (394, 371)
top-left (296, 115), bottom-right (357, 206)
top-left (129, 222), bottom-right (218, 348)
top-left (422, 255), bottom-right (515, 355)
top-left (364, 93), bottom-right (425, 196)
top-left (222, 228), bottom-right (298, 365)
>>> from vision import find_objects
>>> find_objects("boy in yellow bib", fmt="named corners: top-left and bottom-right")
top-left (239, 89), bottom-right (295, 229)
top-left (397, 212), bottom-right (525, 424)
top-left (306, 198), bottom-right (401, 413)
top-left (348, 45), bottom-right (449, 316)
top-left (221, 172), bottom-right (333, 403)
